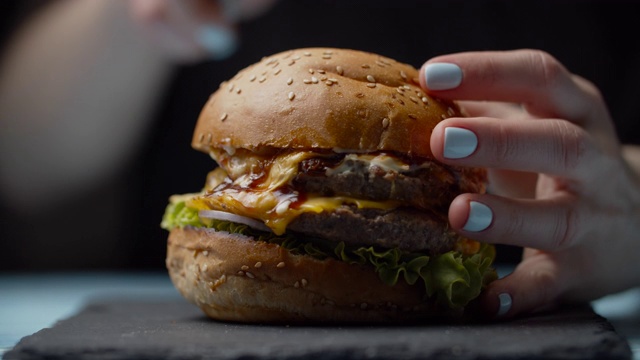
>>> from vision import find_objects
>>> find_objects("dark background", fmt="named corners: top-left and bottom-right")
top-left (2, 0), bottom-right (639, 271)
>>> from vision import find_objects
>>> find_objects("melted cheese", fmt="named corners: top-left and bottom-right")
top-left (190, 150), bottom-right (402, 235)
top-left (327, 153), bottom-right (411, 175)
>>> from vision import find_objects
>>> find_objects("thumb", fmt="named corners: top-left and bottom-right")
top-left (480, 253), bottom-right (566, 318)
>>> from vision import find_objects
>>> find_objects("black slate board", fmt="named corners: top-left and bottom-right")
top-left (5, 299), bottom-right (631, 360)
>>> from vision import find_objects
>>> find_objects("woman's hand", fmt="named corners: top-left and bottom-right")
top-left (129, 0), bottom-right (278, 62)
top-left (420, 49), bottom-right (640, 318)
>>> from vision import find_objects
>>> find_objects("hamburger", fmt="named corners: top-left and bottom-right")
top-left (161, 48), bottom-right (496, 323)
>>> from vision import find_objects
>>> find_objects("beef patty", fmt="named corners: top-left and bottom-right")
top-left (288, 205), bottom-right (462, 254)
top-left (294, 154), bottom-right (485, 213)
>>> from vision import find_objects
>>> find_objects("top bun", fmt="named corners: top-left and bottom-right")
top-left (192, 48), bottom-right (461, 158)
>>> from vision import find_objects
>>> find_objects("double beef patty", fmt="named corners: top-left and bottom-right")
top-left (288, 154), bottom-right (485, 254)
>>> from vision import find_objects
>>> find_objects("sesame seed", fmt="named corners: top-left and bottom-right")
top-left (409, 96), bottom-right (418, 103)
top-left (259, 76), bottom-right (266, 83)
top-left (293, 55), bottom-right (301, 60)
top-left (301, 279), bottom-right (308, 287)
top-left (294, 281), bottom-right (300, 288)
top-left (317, 69), bottom-right (326, 74)
top-left (309, 68), bottom-right (314, 74)
top-left (328, 78), bottom-right (338, 82)
top-left (254, 262), bottom-right (262, 268)
top-left (366, 75), bottom-right (376, 83)
top-left (287, 78), bottom-right (293, 85)
top-left (237, 270), bottom-right (245, 276)
top-left (400, 71), bottom-right (407, 80)
top-left (322, 55), bottom-right (332, 59)
top-left (361, 64), bottom-right (370, 69)
top-left (320, 76), bottom-right (327, 81)
top-left (403, 85), bottom-right (411, 90)
top-left (228, 83), bottom-right (234, 92)
top-left (408, 114), bottom-right (417, 119)
top-left (441, 114), bottom-right (447, 119)
top-left (198, 133), bottom-right (205, 142)
top-left (366, 83), bottom-right (377, 88)
top-left (336, 66), bottom-right (344, 75)
top-left (274, 69), bottom-right (281, 75)
top-left (288, 60), bottom-right (296, 66)
top-left (277, 262), bottom-right (286, 268)
top-left (241, 265), bottom-right (249, 271)
top-left (249, 75), bottom-right (257, 82)
top-left (220, 274), bottom-right (226, 282)
top-left (325, 80), bottom-right (333, 86)
top-left (202, 250), bottom-right (209, 256)
top-left (288, 92), bottom-right (295, 101)
top-left (323, 50), bottom-right (333, 55)
top-left (356, 93), bottom-right (365, 98)
top-left (245, 272), bottom-right (255, 279)
top-left (236, 88), bottom-right (241, 94)
top-left (396, 88), bottom-right (404, 94)
top-left (421, 97), bottom-right (429, 103)
top-left (303, 51), bottom-right (312, 57)
top-left (303, 79), bottom-right (312, 84)
top-left (311, 76), bottom-right (319, 84)
top-left (206, 133), bottom-right (212, 142)
top-left (202, 264), bottom-right (208, 271)
top-left (382, 117), bottom-right (390, 129)
top-left (397, 99), bottom-right (405, 105)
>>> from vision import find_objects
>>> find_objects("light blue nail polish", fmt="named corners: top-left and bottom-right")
top-left (424, 63), bottom-right (462, 90)
top-left (463, 201), bottom-right (492, 232)
top-left (196, 24), bottom-right (238, 60)
top-left (443, 127), bottom-right (477, 159)
top-left (497, 293), bottom-right (512, 317)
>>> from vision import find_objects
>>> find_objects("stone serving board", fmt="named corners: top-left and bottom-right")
top-left (5, 299), bottom-right (631, 360)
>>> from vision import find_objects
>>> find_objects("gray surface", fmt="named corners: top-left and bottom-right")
top-left (5, 299), bottom-right (631, 360)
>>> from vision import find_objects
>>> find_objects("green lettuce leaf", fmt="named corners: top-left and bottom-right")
top-left (161, 200), bottom-right (497, 309)
top-left (160, 201), bottom-right (202, 230)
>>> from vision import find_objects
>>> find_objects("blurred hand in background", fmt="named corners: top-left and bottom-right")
top-left (0, 0), bottom-right (278, 215)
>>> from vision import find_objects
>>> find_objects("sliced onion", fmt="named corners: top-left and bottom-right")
top-left (199, 210), bottom-right (271, 232)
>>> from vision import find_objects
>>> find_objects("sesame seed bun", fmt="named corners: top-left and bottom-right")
top-left (192, 48), bottom-right (461, 158)
top-left (167, 226), bottom-right (457, 323)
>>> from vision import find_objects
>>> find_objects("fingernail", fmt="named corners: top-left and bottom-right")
top-left (424, 63), bottom-right (462, 90)
top-left (463, 201), bottom-right (493, 232)
top-left (497, 293), bottom-right (512, 317)
top-left (443, 127), bottom-right (477, 159)
top-left (196, 24), bottom-right (238, 60)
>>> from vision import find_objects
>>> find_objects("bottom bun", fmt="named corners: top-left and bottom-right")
top-left (166, 226), bottom-right (462, 323)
